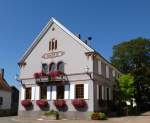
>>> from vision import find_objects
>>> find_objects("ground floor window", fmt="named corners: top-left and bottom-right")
top-left (40, 85), bottom-right (47, 99)
top-left (107, 87), bottom-right (109, 100)
top-left (99, 85), bottom-right (102, 100)
top-left (25, 87), bottom-right (31, 99)
top-left (57, 85), bottom-right (64, 99)
top-left (75, 84), bottom-right (84, 98)
top-left (0, 97), bottom-right (3, 105)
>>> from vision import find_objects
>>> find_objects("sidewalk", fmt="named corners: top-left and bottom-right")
top-left (11, 112), bottom-right (150, 123)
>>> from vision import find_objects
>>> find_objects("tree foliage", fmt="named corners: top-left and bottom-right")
top-left (116, 74), bottom-right (135, 101)
top-left (111, 37), bottom-right (150, 109)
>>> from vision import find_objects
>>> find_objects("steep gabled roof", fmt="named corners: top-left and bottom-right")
top-left (0, 76), bottom-right (11, 92)
top-left (18, 17), bottom-right (94, 64)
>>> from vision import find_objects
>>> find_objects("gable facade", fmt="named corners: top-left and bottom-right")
top-left (18, 18), bottom-right (120, 119)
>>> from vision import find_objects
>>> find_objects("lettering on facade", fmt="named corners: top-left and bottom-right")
top-left (42, 51), bottom-right (65, 59)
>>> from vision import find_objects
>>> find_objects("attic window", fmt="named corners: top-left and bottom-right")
top-left (49, 39), bottom-right (57, 51)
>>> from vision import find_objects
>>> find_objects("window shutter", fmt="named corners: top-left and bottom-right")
top-left (47, 86), bottom-right (51, 100)
top-left (102, 86), bottom-right (104, 100)
top-left (21, 86), bottom-right (25, 100)
top-left (98, 60), bottom-right (102, 74)
top-left (70, 84), bottom-right (75, 99)
top-left (109, 88), bottom-right (112, 100)
top-left (84, 84), bottom-right (88, 99)
top-left (31, 87), bottom-right (35, 100)
top-left (97, 85), bottom-right (99, 100)
top-left (51, 86), bottom-right (56, 100)
top-left (106, 65), bottom-right (109, 78)
top-left (35, 86), bottom-right (40, 100)
top-left (112, 70), bottom-right (115, 77)
top-left (64, 85), bottom-right (69, 99)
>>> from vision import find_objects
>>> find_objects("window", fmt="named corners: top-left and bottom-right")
top-left (52, 41), bottom-right (55, 50)
top-left (55, 40), bottom-right (57, 50)
top-left (42, 63), bottom-right (48, 73)
top-left (107, 88), bottom-right (109, 100)
top-left (25, 88), bottom-right (31, 99)
top-left (56, 86), bottom-right (64, 99)
top-left (0, 97), bottom-right (3, 105)
top-left (49, 39), bottom-right (57, 51)
top-left (49, 42), bottom-right (51, 51)
top-left (40, 85), bottom-right (47, 99)
top-left (49, 63), bottom-right (56, 71)
top-left (75, 84), bottom-right (84, 98)
top-left (57, 62), bottom-right (64, 72)
top-left (99, 85), bottom-right (102, 100)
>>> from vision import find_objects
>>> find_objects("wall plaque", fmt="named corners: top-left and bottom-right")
top-left (42, 51), bottom-right (65, 59)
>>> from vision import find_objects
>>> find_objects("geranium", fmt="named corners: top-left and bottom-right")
top-left (54, 99), bottom-right (66, 108)
top-left (49, 70), bottom-right (64, 80)
top-left (34, 71), bottom-right (47, 78)
top-left (72, 99), bottom-right (86, 108)
top-left (36, 99), bottom-right (48, 107)
top-left (21, 99), bottom-right (32, 107)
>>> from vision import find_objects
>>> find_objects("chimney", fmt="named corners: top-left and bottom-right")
top-left (76, 34), bottom-right (81, 39)
top-left (0, 68), bottom-right (4, 79)
top-left (84, 37), bottom-right (92, 46)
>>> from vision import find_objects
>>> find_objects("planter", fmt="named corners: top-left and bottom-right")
top-left (21, 99), bottom-right (32, 107)
top-left (36, 99), bottom-right (48, 108)
top-left (33, 70), bottom-right (65, 80)
top-left (72, 99), bottom-right (86, 108)
top-left (54, 99), bottom-right (66, 109)
top-left (34, 71), bottom-right (47, 78)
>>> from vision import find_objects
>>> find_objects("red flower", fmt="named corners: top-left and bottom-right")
top-left (34, 72), bottom-right (40, 78)
top-left (72, 99), bottom-right (86, 108)
top-left (54, 99), bottom-right (66, 108)
top-left (21, 99), bottom-right (32, 107)
top-left (49, 70), bottom-right (64, 80)
top-left (34, 71), bottom-right (47, 78)
top-left (36, 99), bottom-right (48, 107)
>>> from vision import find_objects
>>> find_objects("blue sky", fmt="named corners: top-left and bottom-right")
top-left (0, 0), bottom-right (150, 88)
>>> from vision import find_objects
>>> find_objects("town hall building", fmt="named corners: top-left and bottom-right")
top-left (18, 17), bottom-right (120, 119)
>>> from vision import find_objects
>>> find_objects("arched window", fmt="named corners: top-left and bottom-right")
top-left (57, 62), bottom-right (64, 72)
top-left (49, 63), bottom-right (56, 71)
top-left (42, 63), bottom-right (48, 73)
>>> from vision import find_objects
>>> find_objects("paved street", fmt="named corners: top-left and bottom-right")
top-left (1, 112), bottom-right (150, 123)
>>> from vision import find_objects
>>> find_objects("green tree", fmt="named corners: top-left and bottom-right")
top-left (111, 37), bottom-right (150, 110)
top-left (116, 74), bottom-right (135, 102)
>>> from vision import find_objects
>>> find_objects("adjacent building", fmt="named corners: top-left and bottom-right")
top-left (0, 68), bottom-right (19, 116)
top-left (18, 18), bottom-right (120, 119)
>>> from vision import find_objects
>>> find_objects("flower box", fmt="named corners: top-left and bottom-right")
top-left (54, 99), bottom-right (66, 108)
top-left (21, 99), bottom-right (32, 107)
top-left (72, 99), bottom-right (86, 108)
top-left (36, 99), bottom-right (48, 107)
top-left (34, 71), bottom-right (47, 78)
top-left (34, 70), bottom-right (65, 81)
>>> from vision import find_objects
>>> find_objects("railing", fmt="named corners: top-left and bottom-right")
top-left (34, 70), bottom-right (68, 83)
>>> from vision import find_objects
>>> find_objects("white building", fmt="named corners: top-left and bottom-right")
top-left (18, 18), bottom-right (120, 119)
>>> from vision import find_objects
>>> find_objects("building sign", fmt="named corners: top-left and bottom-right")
top-left (42, 51), bottom-right (65, 59)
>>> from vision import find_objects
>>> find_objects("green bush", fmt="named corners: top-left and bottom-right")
top-left (99, 112), bottom-right (107, 120)
top-left (91, 112), bottom-right (107, 120)
top-left (0, 109), bottom-right (11, 117)
top-left (44, 110), bottom-right (59, 119)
